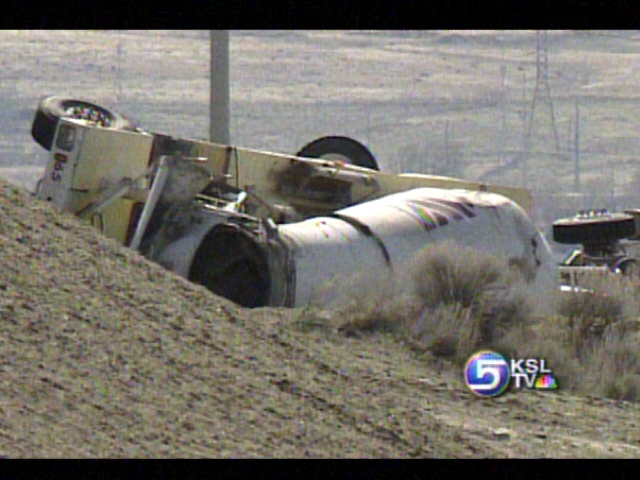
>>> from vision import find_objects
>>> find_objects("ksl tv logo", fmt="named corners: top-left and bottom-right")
top-left (464, 350), bottom-right (559, 397)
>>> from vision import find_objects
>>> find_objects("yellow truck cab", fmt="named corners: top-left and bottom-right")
top-left (36, 118), bottom-right (154, 245)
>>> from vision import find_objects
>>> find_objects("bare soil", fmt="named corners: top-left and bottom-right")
top-left (2, 178), bottom-right (640, 457)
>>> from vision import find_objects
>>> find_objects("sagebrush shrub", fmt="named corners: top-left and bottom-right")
top-left (411, 242), bottom-right (505, 308)
top-left (407, 241), bottom-right (533, 363)
top-left (556, 273), bottom-right (634, 357)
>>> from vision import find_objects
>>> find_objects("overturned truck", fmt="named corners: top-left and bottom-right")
top-left (31, 96), bottom-right (558, 307)
top-left (553, 209), bottom-right (640, 289)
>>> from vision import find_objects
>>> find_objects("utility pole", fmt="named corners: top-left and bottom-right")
top-left (210, 30), bottom-right (230, 145)
top-left (573, 99), bottom-right (580, 192)
top-left (498, 31), bottom-right (507, 171)
top-left (524, 31), bottom-right (561, 167)
top-left (520, 67), bottom-right (528, 188)
top-left (116, 40), bottom-right (124, 103)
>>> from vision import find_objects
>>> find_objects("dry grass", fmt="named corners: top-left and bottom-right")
top-left (297, 267), bottom-right (417, 339)
top-left (407, 242), bottom-right (533, 365)
top-left (332, 240), bottom-right (640, 402)
top-left (561, 275), bottom-right (640, 401)
top-left (585, 328), bottom-right (640, 401)
top-left (557, 273), bottom-right (632, 357)
top-left (411, 241), bottom-right (505, 309)
top-left (328, 242), bottom-right (533, 367)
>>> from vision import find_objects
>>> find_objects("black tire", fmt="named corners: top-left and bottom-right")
top-left (296, 136), bottom-right (379, 171)
top-left (614, 258), bottom-right (639, 277)
top-left (552, 213), bottom-right (636, 244)
top-left (31, 96), bottom-right (137, 151)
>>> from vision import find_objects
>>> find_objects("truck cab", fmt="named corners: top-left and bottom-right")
top-left (36, 118), bottom-right (155, 245)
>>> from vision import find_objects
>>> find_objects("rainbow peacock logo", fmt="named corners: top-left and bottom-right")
top-left (534, 374), bottom-right (559, 390)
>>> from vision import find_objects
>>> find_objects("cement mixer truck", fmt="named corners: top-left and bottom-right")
top-left (31, 96), bottom-right (558, 307)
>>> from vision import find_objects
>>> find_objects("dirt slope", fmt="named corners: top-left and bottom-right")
top-left (2, 178), bottom-right (640, 457)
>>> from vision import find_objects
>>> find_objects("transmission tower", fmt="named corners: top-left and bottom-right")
top-left (524, 30), bottom-right (561, 160)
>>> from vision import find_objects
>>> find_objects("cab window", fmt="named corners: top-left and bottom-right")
top-left (55, 124), bottom-right (76, 152)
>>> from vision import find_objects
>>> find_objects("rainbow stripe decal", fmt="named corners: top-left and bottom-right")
top-left (404, 198), bottom-right (477, 232)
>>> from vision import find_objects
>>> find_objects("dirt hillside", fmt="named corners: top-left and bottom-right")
top-left (2, 178), bottom-right (640, 457)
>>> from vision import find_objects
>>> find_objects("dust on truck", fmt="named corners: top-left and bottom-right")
top-left (31, 96), bottom-right (558, 307)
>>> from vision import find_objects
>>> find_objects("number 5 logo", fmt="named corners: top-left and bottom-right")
top-left (464, 351), bottom-right (510, 397)
top-left (472, 360), bottom-right (507, 390)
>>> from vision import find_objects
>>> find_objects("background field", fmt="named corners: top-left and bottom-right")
top-left (3, 30), bottom-right (640, 245)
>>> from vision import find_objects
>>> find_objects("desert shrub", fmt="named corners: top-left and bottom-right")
top-left (336, 306), bottom-right (406, 338)
top-left (498, 314), bottom-right (582, 391)
top-left (600, 372), bottom-right (640, 402)
top-left (407, 241), bottom-right (534, 364)
top-left (292, 306), bottom-right (337, 334)
top-left (411, 242), bottom-right (504, 309)
top-left (408, 303), bottom-right (476, 363)
top-left (334, 287), bottom-right (420, 339)
top-left (556, 273), bottom-right (636, 358)
top-left (579, 325), bottom-right (640, 401)
top-left (304, 241), bottom-right (537, 349)
top-left (304, 266), bottom-right (418, 338)
top-left (551, 271), bottom-right (640, 399)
